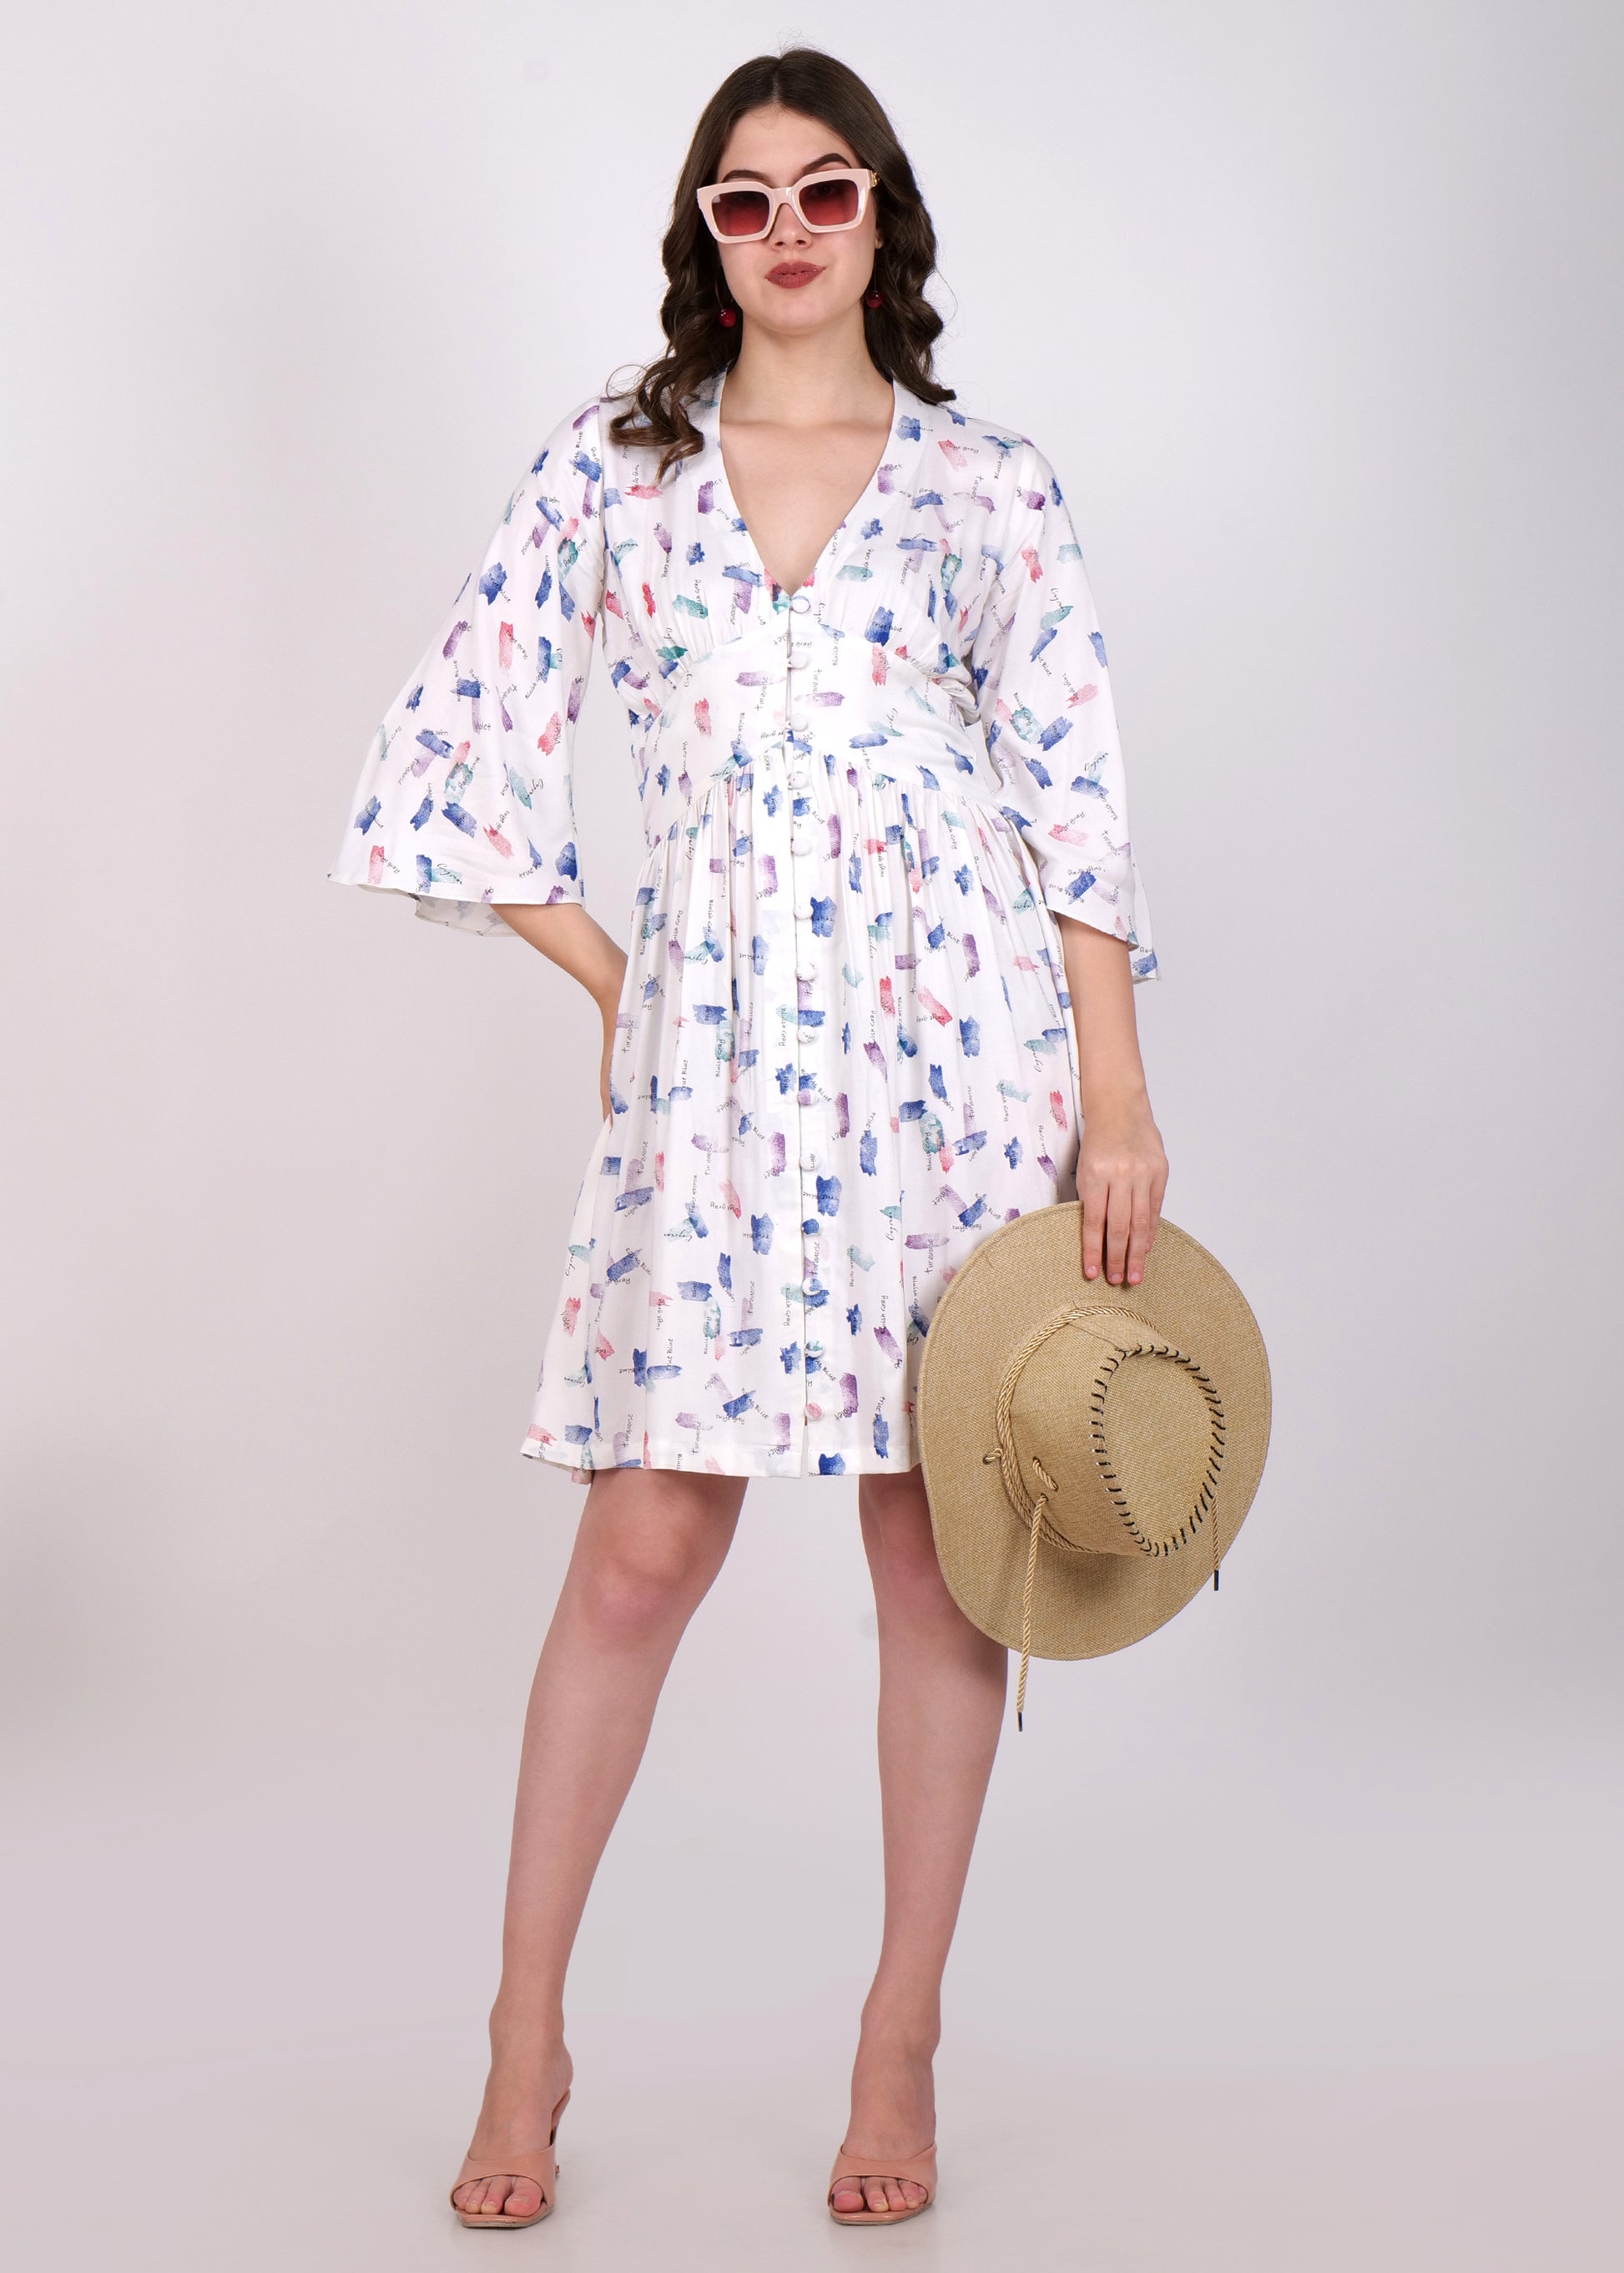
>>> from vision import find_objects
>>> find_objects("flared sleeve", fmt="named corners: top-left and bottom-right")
top-left (327, 395), bottom-right (606, 937)
top-left (969, 436), bottom-right (1159, 981)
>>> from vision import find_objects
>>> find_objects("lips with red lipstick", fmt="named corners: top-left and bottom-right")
top-left (766, 261), bottom-right (824, 288)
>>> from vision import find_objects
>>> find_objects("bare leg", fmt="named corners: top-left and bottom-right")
top-left (832, 1464), bottom-right (1007, 2216)
top-left (453, 1464), bottom-right (745, 2218)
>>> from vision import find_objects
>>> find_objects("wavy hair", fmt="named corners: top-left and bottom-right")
top-left (605, 47), bottom-right (954, 483)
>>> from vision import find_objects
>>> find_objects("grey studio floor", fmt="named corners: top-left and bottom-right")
top-left (3, 1477), bottom-right (1617, 2273)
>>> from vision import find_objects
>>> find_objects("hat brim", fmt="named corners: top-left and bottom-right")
top-left (917, 1210), bottom-right (1272, 1659)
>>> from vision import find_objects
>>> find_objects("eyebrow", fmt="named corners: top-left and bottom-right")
top-left (719, 153), bottom-right (854, 182)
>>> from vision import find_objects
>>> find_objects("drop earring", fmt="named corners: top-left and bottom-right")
top-left (717, 300), bottom-right (738, 327)
top-left (865, 239), bottom-right (885, 309)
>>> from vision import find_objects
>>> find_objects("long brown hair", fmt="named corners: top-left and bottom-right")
top-left (605, 47), bottom-right (954, 483)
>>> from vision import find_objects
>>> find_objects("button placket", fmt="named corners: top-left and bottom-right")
top-left (784, 595), bottom-right (810, 789)
top-left (784, 591), bottom-right (836, 1462)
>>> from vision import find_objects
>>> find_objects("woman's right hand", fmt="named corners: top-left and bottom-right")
top-left (598, 999), bottom-right (618, 1126)
top-left (488, 902), bottom-right (626, 1127)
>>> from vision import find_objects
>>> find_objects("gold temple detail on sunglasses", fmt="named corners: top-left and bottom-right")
top-left (696, 167), bottom-right (878, 243)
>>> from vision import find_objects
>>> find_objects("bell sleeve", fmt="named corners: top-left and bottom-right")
top-left (969, 436), bottom-right (1159, 981)
top-left (327, 395), bottom-right (606, 938)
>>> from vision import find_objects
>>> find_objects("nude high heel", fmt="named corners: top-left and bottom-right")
top-left (826, 2136), bottom-right (938, 2225)
top-left (449, 2087), bottom-right (571, 2230)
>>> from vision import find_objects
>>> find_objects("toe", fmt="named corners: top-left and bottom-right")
top-left (834, 2170), bottom-right (929, 2218)
top-left (505, 2178), bottom-right (541, 2219)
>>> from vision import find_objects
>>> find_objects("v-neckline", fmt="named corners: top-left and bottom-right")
top-left (705, 365), bottom-right (920, 602)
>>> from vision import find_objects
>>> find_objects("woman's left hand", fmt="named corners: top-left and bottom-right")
top-left (1052, 914), bottom-right (1168, 1289)
top-left (1075, 1095), bottom-right (1169, 1288)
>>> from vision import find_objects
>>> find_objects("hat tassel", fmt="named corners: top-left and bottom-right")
top-left (1016, 1479), bottom-right (1049, 1732)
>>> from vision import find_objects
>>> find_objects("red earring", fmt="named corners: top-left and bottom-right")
top-left (718, 302), bottom-right (738, 327)
top-left (863, 285), bottom-right (883, 308)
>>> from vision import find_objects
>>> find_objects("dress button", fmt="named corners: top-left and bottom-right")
top-left (789, 592), bottom-right (811, 613)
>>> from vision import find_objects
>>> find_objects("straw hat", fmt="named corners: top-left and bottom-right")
top-left (916, 1207), bottom-right (1271, 1724)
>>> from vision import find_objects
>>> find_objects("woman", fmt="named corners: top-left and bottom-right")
top-left (330, 44), bottom-right (1167, 2229)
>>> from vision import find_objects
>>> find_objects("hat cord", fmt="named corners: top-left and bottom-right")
top-left (1016, 1455), bottom-right (1057, 1731)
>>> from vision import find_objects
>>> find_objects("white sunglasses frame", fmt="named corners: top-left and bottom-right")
top-left (695, 166), bottom-right (878, 244)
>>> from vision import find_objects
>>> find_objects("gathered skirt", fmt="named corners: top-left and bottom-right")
top-left (522, 752), bottom-right (1085, 1482)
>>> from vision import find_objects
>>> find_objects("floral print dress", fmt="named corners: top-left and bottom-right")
top-left (329, 367), bottom-right (1159, 1480)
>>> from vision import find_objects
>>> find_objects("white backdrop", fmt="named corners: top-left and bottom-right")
top-left (3, 4), bottom-right (1620, 2265)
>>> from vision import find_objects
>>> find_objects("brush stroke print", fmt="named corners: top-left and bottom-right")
top-left (330, 370), bottom-right (1159, 1479)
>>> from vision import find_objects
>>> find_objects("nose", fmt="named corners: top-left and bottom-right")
top-left (767, 189), bottom-right (811, 244)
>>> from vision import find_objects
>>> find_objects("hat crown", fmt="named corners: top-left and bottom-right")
top-left (998, 1303), bottom-right (1227, 1561)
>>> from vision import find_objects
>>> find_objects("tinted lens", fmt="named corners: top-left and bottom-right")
top-left (710, 188), bottom-right (772, 237)
top-left (799, 174), bottom-right (860, 227)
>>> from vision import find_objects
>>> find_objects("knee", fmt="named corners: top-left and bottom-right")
top-left (575, 1535), bottom-right (698, 1646)
top-left (863, 1481), bottom-right (958, 1621)
top-left (875, 1535), bottom-right (957, 1625)
top-left (573, 1489), bottom-right (731, 1646)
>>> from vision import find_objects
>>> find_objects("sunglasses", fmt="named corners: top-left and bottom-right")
top-left (695, 166), bottom-right (878, 243)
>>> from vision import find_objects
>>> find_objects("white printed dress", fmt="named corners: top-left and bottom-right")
top-left (329, 367), bottom-right (1159, 1481)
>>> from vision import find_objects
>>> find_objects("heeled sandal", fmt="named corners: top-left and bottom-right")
top-left (826, 2137), bottom-right (937, 2225)
top-left (449, 2086), bottom-right (572, 2230)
